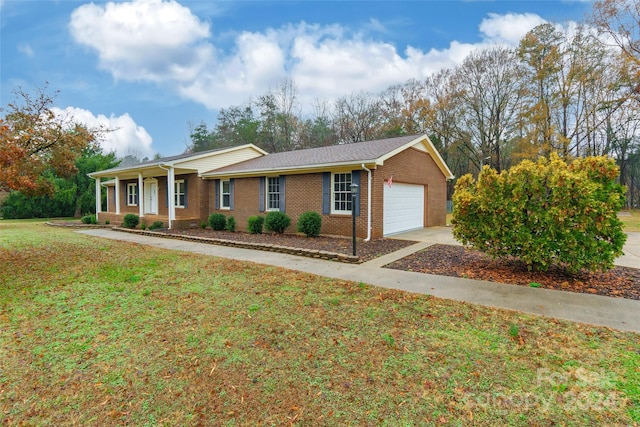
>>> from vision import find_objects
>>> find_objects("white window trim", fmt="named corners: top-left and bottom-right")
top-left (266, 177), bottom-right (280, 212)
top-left (220, 180), bottom-right (231, 210)
top-left (331, 172), bottom-right (352, 214)
top-left (175, 179), bottom-right (185, 209)
top-left (127, 183), bottom-right (138, 206)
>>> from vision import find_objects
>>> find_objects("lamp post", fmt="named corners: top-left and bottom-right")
top-left (350, 183), bottom-right (359, 257)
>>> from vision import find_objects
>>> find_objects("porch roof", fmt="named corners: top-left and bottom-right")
top-left (89, 144), bottom-right (268, 180)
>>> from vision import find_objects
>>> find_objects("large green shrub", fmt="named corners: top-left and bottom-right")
top-left (264, 211), bottom-right (291, 234)
top-left (123, 214), bottom-right (139, 228)
top-left (297, 211), bottom-right (322, 237)
top-left (208, 213), bottom-right (226, 231)
top-left (247, 215), bottom-right (264, 234)
top-left (452, 154), bottom-right (627, 273)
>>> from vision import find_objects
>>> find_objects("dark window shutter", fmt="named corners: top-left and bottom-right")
top-left (214, 179), bottom-right (220, 210)
top-left (259, 177), bottom-right (265, 212)
top-left (183, 179), bottom-right (188, 208)
top-left (135, 184), bottom-right (139, 205)
top-left (165, 180), bottom-right (168, 208)
top-left (351, 170), bottom-right (360, 216)
top-left (279, 176), bottom-right (286, 212)
top-left (322, 172), bottom-right (330, 214)
top-left (229, 179), bottom-right (235, 210)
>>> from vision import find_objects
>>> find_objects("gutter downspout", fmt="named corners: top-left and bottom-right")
top-left (361, 164), bottom-right (372, 242)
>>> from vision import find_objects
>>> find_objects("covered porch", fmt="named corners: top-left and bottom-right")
top-left (90, 163), bottom-right (199, 230)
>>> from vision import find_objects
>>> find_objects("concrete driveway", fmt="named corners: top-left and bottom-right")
top-left (389, 227), bottom-right (640, 269)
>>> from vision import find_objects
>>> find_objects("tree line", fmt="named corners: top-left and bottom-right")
top-left (187, 7), bottom-right (640, 207)
top-left (1, 0), bottom-right (638, 217)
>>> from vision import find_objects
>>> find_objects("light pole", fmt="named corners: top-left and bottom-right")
top-left (350, 183), bottom-right (359, 256)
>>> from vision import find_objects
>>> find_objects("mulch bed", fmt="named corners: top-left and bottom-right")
top-left (386, 244), bottom-right (640, 300)
top-left (157, 228), bottom-right (417, 262)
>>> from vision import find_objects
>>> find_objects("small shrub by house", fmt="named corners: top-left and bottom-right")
top-left (297, 211), bottom-right (322, 237)
top-left (264, 211), bottom-right (291, 234)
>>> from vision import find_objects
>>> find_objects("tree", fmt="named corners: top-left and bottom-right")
top-left (455, 46), bottom-right (526, 172)
top-left (0, 84), bottom-right (101, 196)
top-left (188, 121), bottom-right (215, 153)
top-left (452, 154), bottom-right (627, 273)
top-left (334, 91), bottom-right (383, 143)
top-left (592, 0), bottom-right (640, 70)
top-left (0, 145), bottom-right (119, 219)
top-left (256, 78), bottom-right (301, 152)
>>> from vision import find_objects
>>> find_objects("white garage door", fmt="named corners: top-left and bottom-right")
top-left (383, 183), bottom-right (424, 236)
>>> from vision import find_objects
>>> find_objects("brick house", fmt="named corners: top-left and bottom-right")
top-left (89, 134), bottom-right (453, 238)
top-left (202, 134), bottom-right (454, 239)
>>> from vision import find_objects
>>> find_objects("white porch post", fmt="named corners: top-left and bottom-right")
top-left (167, 167), bottom-right (175, 229)
top-left (138, 173), bottom-right (144, 217)
top-left (95, 178), bottom-right (102, 216)
top-left (115, 176), bottom-right (121, 214)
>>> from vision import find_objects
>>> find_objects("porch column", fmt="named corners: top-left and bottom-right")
top-left (95, 178), bottom-right (102, 215)
top-left (115, 176), bottom-right (120, 214)
top-left (138, 173), bottom-right (144, 217)
top-left (167, 167), bottom-right (175, 229)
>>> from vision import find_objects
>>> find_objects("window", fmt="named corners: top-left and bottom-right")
top-left (175, 180), bottom-right (185, 208)
top-left (127, 183), bottom-right (138, 206)
top-left (332, 172), bottom-right (352, 213)
top-left (221, 180), bottom-right (230, 209)
top-left (266, 177), bottom-right (280, 211)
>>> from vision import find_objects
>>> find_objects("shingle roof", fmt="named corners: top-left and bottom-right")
top-left (205, 134), bottom-right (423, 175)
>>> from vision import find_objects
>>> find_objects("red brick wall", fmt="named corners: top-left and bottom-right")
top-left (209, 173), bottom-right (370, 238)
top-left (369, 147), bottom-right (447, 237)
top-left (206, 148), bottom-right (447, 238)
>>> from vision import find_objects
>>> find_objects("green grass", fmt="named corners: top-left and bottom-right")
top-left (1, 220), bottom-right (639, 425)
top-left (619, 209), bottom-right (640, 232)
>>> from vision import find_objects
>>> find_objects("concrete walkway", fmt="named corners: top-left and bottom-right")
top-left (78, 229), bottom-right (640, 334)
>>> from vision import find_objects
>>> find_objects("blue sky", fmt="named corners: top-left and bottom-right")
top-left (1, 0), bottom-right (593, 158)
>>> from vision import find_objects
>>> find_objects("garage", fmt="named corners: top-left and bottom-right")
top-left (383, 183), bottom-right (425, 236)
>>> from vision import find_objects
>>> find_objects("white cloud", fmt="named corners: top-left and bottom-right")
top-left (52, 106), bottom-right (154, 158)
top-left (69, 0), bottom-right (213, 83)
top-left (68, 2), bottom-right (558, 111)
top-left (17, 43), bottom-right (34, 57)
top-left (479, 12), bottom-right (547, 45)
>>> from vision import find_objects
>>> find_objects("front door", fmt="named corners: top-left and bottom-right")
top-left (144, 180), bottom-right (158, 214)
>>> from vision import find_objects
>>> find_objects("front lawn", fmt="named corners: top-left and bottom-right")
top-left (1, 220), bottom-right (638, 425)
top-left (620, 209), bottom-right (640, 232)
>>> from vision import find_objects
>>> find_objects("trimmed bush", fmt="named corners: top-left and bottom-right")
top-left (297, 211), bottom-right (322, 237)
top-left (452, 154), bottom-right (627, 273)
top-left (247, 215), bottom-right (264, 234)
top-left (105, 219), bottom-right (110, 225)
top-left (123, 214), bottom-right (139, 228)
top-left (226, 216), bottom-right (236, 232)
top-left (264, 211), bottom-right (291, 234)
top-left (208, 213), bottom-right (226, 231)
top-left (81, 214), bottom-right (97, 225)
top-left (148, 221), bottom-right (164, 230)
top-left (140, 223), bottom-right (147, 230)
